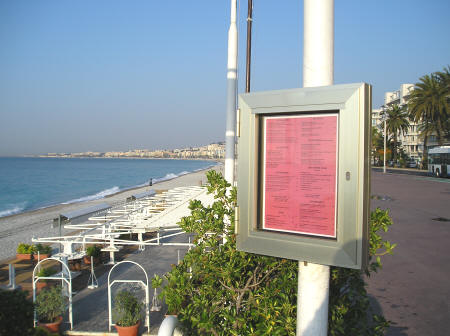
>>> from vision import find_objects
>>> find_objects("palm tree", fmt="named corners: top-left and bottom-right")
top-left (385, 104), bottom-right (409, 163)
top-left (435, 65), bottom-right (450, 92)
top-left (435, 66), bottom-right (450, 142)
top-left (371, 126), bottom-right (384, 165)
top-left (417, 117), bottom-right (434, 169)
top-left (408, 73), bottom-right (448, 146)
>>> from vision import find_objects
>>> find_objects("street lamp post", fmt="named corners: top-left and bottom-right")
top-left (382, 105), bottom-right (387, 174)
top-left (384, 120), bottom-right (387, 174)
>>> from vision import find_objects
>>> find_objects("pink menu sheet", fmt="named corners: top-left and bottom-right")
top-left (262, 114), bottom-right (338, 238)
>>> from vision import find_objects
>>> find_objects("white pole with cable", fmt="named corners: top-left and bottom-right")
top-left (223, 0), bottom-right (238, 245)
top-left (224, 0), bottom-right (238, 186)
top-left (298, 1), bottom-right (333, 335)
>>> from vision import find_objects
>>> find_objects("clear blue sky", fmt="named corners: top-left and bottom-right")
top-left (1, 0), bottom-right (449, 156)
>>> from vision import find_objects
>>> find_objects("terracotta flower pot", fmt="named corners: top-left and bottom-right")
top-left (164, 314), bottom-right (178, 318)
top-left (38, 316), bottom-right (63, 334)
top-left (83, 256), bottom-right (100, 265)
top-left (36, 282), bottom-right (49, 291)
top-left (115, 321), bottom-right (140, 336)
top-left (16, 253), bottom-right (33, 260)
top-left (69, 259), bottom-right (82, 271)
top-left (35, 253), bottom-right (51, 261)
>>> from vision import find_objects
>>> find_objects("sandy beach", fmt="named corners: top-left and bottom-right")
top-left (0, 164), bottom-right (223, 262)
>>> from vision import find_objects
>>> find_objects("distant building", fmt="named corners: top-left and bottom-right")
top-left (43, 142), bottom-right (225, 160)
top-left (378, 83), bottom-right (449, 163)
top-left (372, 108), bottom-right (383, 128)
top-left (383, 84), bottom-right (424, 162)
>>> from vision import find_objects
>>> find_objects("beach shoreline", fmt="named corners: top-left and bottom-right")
top-left (0, 160), bottom-right (219, 221)
top-left (0, 164), bottom-right (223, 262)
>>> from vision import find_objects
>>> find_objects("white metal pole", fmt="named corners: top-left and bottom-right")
top-left (298, 1), bottom-right (333, 335)
top-left (146, 283), bottom-right (150, 334)
top-left (108, 281), bottom-right (112, 331)
top-left (8, 264), bottom-right (17, 289)
top-left (223, 0), bottom-right (238, 245)
top-left (303, 0), bottom-right (334, 88)
top-left (224, 0), bottom-right (238, 186)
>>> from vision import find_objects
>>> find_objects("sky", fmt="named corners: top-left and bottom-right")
top-left (0, 1), bottom-right (449, 156)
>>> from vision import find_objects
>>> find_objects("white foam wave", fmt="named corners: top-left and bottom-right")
top-left (151, 166), bottom-right (214, 184)
top-left (194, 164), bottom-right (214, 172)
top-left (154, 173), bottom-right (178, 183)
top-left (0, 204), bottom-right (26, 218)
top-left (63, 186), bottom-right (120, 204)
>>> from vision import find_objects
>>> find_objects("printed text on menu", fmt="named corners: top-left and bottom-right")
top-left (262, 114), bottom-right (338, 237)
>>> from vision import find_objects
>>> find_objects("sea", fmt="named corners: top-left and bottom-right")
top-left (0, 157), bottom-right (216, 218)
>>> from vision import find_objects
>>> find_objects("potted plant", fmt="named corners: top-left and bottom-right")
top-left (16, 243), bottom-right (34, 260)
top-left (84, 245), bottom-right (102, 265)
top-left (113, 290), bottom-right (143, 336)
top-left (69, 258), bottom-right (82, 271)
top-left (35, 286), bottom-right (66, 334)
top-left (33, 244), bottom-right (52, 261)
top-left (35, 267), bottom-right (57, 291)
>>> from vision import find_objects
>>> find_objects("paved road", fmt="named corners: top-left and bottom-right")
top-left (371, 167), bottom-right (429, 177)
top-left (367, 171), bottom-right (450, 336)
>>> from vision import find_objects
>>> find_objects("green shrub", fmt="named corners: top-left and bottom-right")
top-left (0, 288), bottom-right (34, 335)
top-left (160, 170), bottom-right (395, 335)
top-left (33, 243), bottom-right (52, 255)
top-left (86, 245), bottom-right (102, 258)
top-left (328, 208), bottom-right (395, 335)
top-left (37, 267), bottom-right (57, 282)
top-left (35, 286), bottom-right (67, 323)
top-left (17, 243), bottom-right (34, 254)
top-left (151, 274), bottom-right (163, 289)
top-left (113, 290), bottom-right (143, 327)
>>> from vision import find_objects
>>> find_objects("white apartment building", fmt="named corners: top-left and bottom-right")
top-left (372, 108), bottom-right (383, 128)
top-left (380, 84), bottom-right (423, 162)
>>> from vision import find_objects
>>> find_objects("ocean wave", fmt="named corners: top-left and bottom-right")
top-left (194, 164), bottom-right (214, 172)
top-left (151, 166), bottom-right (213, 184)
top-left (154, 173), bottom-right (178, 183)
top-left (59, 165), bottom-right (214, 205)
top-left (0, 203), bottom-right (26, 218)
top-left (63, 186), bottom-right (121, 204)
top-left (124, 170), bottom-right (195, 190)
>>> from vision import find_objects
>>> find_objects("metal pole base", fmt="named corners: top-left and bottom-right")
top-left (297, 262), bottom-right (330, 336)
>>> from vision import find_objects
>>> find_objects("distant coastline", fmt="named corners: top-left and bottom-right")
top-left (26, 141), bottom-right (225, 160)
top-left (25, 156), bottom-right (223, 162)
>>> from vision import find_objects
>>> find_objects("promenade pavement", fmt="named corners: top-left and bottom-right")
top-left (367, 171), bottom-right (450, 336)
